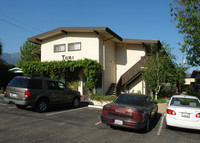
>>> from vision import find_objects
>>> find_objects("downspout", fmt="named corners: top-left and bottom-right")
top-left (102, 43), bottom-right (105, 93)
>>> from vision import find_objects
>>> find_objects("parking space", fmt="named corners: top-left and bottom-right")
top-left (0, 95), bottom-right (199, 143)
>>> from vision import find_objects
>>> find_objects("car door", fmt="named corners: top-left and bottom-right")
top-left (57, 82), bottom-right (74, 103)
top-left (146, 97), bottom-right (156, 118)
top-left (46, 80), bottom-right (60, 104)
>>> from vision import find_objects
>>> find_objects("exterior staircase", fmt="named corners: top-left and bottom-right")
top-left (116, 57), bottom-right (146, 96)
top-left (106, 83), bottom-right (116, 95)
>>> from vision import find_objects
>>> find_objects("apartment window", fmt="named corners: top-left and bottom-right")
top-left (68, 42), bottom-right (81, 51)
top-left (54, 44), bottom-right (66, 53)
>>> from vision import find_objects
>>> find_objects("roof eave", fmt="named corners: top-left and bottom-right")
top-left (28, 27), bottom-right (123, 44)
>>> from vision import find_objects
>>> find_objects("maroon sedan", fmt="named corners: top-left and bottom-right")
top-left (101, 94), bottom-right (158, 132)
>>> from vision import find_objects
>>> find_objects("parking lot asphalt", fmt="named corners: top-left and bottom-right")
top-left (0, 94), bottom-right (200, 143)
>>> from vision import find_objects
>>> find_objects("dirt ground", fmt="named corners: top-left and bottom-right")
top-left (158, 103), bottom-right (167, 114)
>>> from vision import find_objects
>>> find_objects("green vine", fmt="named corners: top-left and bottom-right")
top-left (21, 59), bottom-right (102, 91)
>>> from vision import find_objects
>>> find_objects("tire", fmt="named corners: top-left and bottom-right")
top-left (16, 104), bottom-right (26, 109)
top-left (144, 118), bottom-right (150, 133)
top-left (154, 109), bottom-right (158, 119)
top-left (72, 97), bottom-right (80, 108)
top-left (35, 99), bottom-right (48, 113)
top-left (110, 125), bottom-right (116, 129)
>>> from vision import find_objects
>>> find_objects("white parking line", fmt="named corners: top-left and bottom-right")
top-left (95, 121), bottom-right (102, 125)
top-left (0, 103), bottom-right (7, 106)
top-left (8, 106), bottom-right (16, 109)
top-left (58, 123), bottom-right (66, 125)
top-left (157, 114), bottom-right (165, 136)
top-left (46, 107), bottom-right (88, 116)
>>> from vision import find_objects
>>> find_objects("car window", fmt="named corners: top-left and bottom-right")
top-left (8, 77), bottom-right (29, 88)
top-left (58, 82), bottom-right (66, 90)
top-left (146, 97), bottom-right (152, 102)
top-left (47, 81), bottom-right (59, 90)
top-left (114, 94), bottom-right (146, 106)
top-left (170, 97), bottom-right (200, 107)
top-left (28, 79), bottom-right (43, 89)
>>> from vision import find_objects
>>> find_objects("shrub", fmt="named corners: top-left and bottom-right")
top-left (90, 94), bottom-right (117, 102)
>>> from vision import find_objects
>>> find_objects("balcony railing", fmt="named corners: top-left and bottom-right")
top-left (116, 57), bottom-right (146, 96)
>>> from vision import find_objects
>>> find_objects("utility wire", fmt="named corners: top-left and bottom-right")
top-left (0, 13), bottom-right (42, 32)
top-left (0, 18), bottom-right (36, 34)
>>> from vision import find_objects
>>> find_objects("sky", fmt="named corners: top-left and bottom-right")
top-left (0, 0), bottom-right (198, 73)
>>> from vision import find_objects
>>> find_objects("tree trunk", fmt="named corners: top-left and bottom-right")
top-left (155, 85), bottom-right (161, 100)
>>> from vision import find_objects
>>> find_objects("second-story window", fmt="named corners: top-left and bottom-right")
top-left (68, 42), bottom-right (81, 51)
top-left (54, 44), bottom-right (66, 53)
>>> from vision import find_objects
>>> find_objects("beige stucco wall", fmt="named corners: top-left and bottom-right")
top-left (127, 76), bottom-right (146, 95)
top-left (115, 44), bottom-right (146, 81)
top-left (39, 32), bottom-right (147, 95)
top-left (103, 40), bottom-right (116, 93)
top-left (185, 78), bottom-right (195, 85)
top-left (41, 32), bottom-right (99, 62)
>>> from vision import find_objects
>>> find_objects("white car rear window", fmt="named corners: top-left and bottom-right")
top-left (170, 97), bottom-right (200, 108)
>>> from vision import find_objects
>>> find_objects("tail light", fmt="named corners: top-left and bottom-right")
top-left (102, 106), bottom-right (109, 114)
top-left (133, 112), bottom-right (144, 119)
top-left (167, 109), bottom-right (176, 115)
top-left (195, 113), bottom-right (200, 118)
top-left (24, 90), bottom-right (31, 98)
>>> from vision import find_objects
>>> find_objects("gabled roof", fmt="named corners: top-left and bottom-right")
top-left (28, 27), bottom-right (161, 49)
top-left (28, 27), bottom-right (123, 44)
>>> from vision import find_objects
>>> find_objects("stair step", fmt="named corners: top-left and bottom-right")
top-left (106, 83), bottom-right (116, 95)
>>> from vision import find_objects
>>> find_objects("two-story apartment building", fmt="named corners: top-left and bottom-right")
top-left (28, 27), bottom-right (161, 96)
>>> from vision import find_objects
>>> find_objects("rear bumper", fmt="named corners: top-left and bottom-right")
top-left (4, 97), bottom-right (32, 106)
top-left (166, 115), bottom-right (200, 130)
top-left (101, 114), bottom-right (146, 129)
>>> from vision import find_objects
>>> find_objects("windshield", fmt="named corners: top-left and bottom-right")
top-left (114, 94), bottom-right (146, 106)
top-left (170, 97), bottom-right (200, 108)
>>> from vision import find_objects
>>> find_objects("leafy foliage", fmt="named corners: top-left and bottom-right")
top-left (0, 40), bottom-right (2, 56)
top-left (17, 41), bottom-right (40, 67)
top-left (170, 0), bottom-right (200, 66)
top-left (0, 61), bottom-right (15, 90)
top-left (0, 40), bottom-right (16, 90)
top-left (142, 42), bottom-right (187, 99)
top-left (90, 94), bottom-right (117, 102)
top-left (21, 59), bottom-right (102, 91)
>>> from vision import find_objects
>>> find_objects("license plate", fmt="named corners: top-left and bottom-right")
top-left (10, 93), bottom-right (18, 98)
top-left (114, 120), bottom-right (123, 125)
top-left (181, 112), bottom-right (190, 118)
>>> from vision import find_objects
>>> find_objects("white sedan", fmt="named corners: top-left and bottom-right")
top-left (166, 95), bottom-right (200, 130)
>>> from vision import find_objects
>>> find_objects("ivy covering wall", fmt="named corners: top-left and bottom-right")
top-left (21, 59), bottom-right (102, 91)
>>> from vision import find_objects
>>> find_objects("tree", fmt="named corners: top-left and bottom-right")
top-left (142, 42), bottom-right (186, 100)
top-left (174, 64), bottom-right (187, 93)
top-left (17, 41), bottom-right (40, 67)
top-left (170, 0), bottom-right (200, 66)
top-left (0, 40), bottom-right (2, 56)
top-left (0, 40), bottom-right (15, 91)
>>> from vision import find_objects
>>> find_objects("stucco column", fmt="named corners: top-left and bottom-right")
top-left (78, 71), bottom-right (84, 96)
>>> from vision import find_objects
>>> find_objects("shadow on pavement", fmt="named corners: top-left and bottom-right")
top-left (16, 101), bottom-right (91, 113)
top-left (45, 101), bottom-right (90, 112)
top-left (168, 126), bottom-right (200, 134)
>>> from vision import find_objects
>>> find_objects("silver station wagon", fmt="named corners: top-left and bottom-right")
top-left (4, 76), bottom-right (81, 112)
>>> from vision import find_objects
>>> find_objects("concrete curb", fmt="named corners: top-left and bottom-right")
top-left (88, 105), bottom-right (103, 109)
